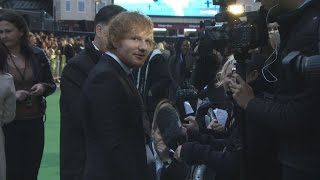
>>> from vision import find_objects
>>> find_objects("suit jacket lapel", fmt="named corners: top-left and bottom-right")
top-left (107, 55), bottom-right (144, 105)
top-left (106, 55), bottom-right (150, 136)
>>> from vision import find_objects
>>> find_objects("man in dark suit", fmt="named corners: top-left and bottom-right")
top-left (59, 5), bottom-right (126, 180)
top-left (81, 12), bottom-right (154, 180)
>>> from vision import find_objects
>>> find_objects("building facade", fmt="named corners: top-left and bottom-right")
top-left (54, 0), bottom-right (261, 33)
top-left (54, 0), bottom-right (111, 31)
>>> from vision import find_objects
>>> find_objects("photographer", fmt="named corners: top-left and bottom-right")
top-left (229, 0), bottom-right (320, 179)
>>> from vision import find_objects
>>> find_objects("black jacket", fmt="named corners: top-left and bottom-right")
top-left (31, 47), bottom-right (56, 97)
top-left (144, 52), bottom-right (171, 103)
top-left (59, 36), bottom-right (103, 180)
top-left (168, 54), bottom-right (194, 101)
top-left (246, 0), bottom-right (320, 174)
top-left (181, 110), bottom-right (241, 180)
top-left (81, 54), bottom-right (149, 180)
top-left (135, 50), bottom-right (171, 119)
top-left (181, 124), bottom-right (241, 180)
top-left (64, 44), bottom-right (75, 62)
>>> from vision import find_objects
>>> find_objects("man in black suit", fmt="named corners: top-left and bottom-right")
top-left (81, 12), bottom-right (154, 180)
top-left (59, 5), bottom-right (126, 180)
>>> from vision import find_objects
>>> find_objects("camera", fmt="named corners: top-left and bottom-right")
top-left (282, 51), bottom-right (320, 90)
top-left (176, 88), bottom-right (198, 102)
top-left (197, 7), bottom-right (261, 80)
top-left (198, 9), bottom-right (259, 54)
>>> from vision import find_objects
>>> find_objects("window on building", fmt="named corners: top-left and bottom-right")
top-left (96, 1), bottom-right (107, 13)
top-left (65, 0), bottom-right (71, 12)
top-left (78, 0), bottom-right (86, 13)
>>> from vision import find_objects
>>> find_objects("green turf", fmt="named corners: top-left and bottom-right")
top-left (38, 91), bottom-right (60, 180)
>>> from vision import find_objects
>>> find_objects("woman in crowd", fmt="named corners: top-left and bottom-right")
top-left (168, 38), bottom-right (193, 101)
top-left (0, 40), bottom-right (16, 180)
top-left (0, 11), bottom-right (56, 180)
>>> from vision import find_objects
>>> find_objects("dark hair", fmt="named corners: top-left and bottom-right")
top-left (94, 5), bottom-right (126, 26)
top-left (0, 40), bottom-right (9, 72)
top-left (0, 10), bottom-right (32, 58)
top-left (174, 37), bottom-right (190, 55)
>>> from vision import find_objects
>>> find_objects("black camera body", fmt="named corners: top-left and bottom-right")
top-left (282, 51), bottom-right (320, 91)
top-left (197, 11), bottom-right (260, 80)
top-left (198, 10), bottom-right (259, 55)
top-left (176, 88), bottom-right (198, 103)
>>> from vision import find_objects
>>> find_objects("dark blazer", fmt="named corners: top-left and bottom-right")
top-left (31, 47), bottom-right (56, 97)
top-left (82, 54), bottom-right (149, 180)
top-left (135, 50), bottom-right (171, 120)
top-left (59, 36), bottom-right (102, 180)
top-left (64, 44), bottom-right (75, 62)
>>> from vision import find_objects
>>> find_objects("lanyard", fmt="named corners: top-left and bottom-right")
top-left (10, 56), bottom-right (26, 81)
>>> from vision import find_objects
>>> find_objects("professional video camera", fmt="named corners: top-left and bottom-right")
top-left (197, 0), bottom-right (261, 79)
top-left (199, 13), bottom-right (259, 55)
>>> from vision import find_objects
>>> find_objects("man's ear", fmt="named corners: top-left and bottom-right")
top-left (110, 36), bottom-right (119, 49)
top-left (95, 24), bottom-right (102, 36)
top-left (247, 70), bottom-right (259, 83)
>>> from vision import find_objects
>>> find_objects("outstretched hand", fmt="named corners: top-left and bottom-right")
top-left (182, 116), bottom-right (199, 131)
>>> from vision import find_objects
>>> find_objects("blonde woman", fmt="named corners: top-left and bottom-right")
top-left (0, 41), bottom-right (16, 180)
top-left (216, 55), bottom-right (236, 92)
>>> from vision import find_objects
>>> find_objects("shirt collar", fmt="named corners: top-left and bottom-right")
top-left (105, 51), bottom-right (132, 75)
top-left (152, 142), bottom-right (163, 174)
top-left (92, 41), bottom-right (100, 51)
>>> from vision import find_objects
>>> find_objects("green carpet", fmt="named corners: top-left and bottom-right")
top-left (38, 91), bottom-right (60, 180)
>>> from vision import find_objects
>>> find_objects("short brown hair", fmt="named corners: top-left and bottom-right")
top-left (107, 11), bottom-right (154, 51)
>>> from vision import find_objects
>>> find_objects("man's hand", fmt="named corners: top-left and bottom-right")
top-left (30, 83), bottom-right (45, 96)
top-left (183, 116), bottom-right (199, 131)
top-left (228, 74), bottom-right (255, 109)
top-left (16, 90), bottom-right (30, 101)
top-left (207, 120), bottom-right (224, 131)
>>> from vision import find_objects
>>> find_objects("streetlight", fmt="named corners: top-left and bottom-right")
top-left (94, 0), bottom-right (101, 14)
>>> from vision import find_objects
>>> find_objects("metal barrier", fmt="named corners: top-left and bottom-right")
top-left (191, 165), bottom-right (216, 180)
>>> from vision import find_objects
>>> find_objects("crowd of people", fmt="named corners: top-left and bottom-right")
top-left (0, 0), bottom-right (320, 180)
top-left (28, 32), bottom-right (85, 81)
